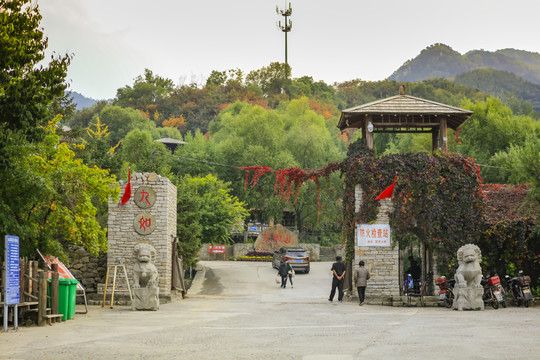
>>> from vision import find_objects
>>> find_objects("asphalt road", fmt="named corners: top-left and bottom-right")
top-left (1, 260), bottom-right (539, 360)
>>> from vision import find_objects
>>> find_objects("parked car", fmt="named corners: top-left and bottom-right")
top-left (272, 247), bottom-right (310, 273)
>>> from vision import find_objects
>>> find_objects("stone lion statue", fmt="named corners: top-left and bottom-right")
top-left (132, 243), bottom-right (159, 311)
top-left (453, 244), bottom-right (484, 311)
top-left (132, 243), bottom-right (159, 288)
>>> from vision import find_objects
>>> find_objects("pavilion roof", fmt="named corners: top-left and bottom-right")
top-left (338, 94), bottom-right (473, 131)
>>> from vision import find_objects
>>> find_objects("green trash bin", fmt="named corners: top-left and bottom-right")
top-left (66, 278), bottom-right (79, 320)
top-left (58, 278), bottom-right (70, 321)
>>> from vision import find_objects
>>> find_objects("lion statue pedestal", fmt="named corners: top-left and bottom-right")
top-left (453, 244), bottom-right (484, 311)
top-left (131, 243), bottom-right (159, 311)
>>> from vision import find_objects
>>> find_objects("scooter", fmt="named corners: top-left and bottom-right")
top-left (505, 270), bottom-right (533, 307)
top-left (435, 276), bottom-right (455, 308)
top-left (482, 275), bottom-right (505, 309)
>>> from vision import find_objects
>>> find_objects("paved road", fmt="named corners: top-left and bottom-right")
top-left (1, 260), bottom-right (539, 360)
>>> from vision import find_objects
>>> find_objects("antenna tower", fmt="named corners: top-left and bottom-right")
top-left (276, 2), bottom-right (292, 66)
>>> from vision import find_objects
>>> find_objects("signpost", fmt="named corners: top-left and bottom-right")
top-left (4, 235), bottom-right (20, 332)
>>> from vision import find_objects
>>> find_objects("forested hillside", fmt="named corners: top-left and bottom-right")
top-left (455, 69), bottom-right (540, 114)
top-left (388, 43), bottom-right (540, 112)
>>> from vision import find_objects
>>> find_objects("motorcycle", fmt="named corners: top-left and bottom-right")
top-left (505, 270), bottom-right (533, 307)
top-left (435, 276), bottom-right (455, 308)
top-left (482, 275), bottom-right (506, 309)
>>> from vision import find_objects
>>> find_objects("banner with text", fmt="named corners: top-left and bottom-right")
top-left (357, 224), bottom-right (391, 246)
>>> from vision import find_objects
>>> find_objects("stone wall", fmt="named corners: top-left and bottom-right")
top-left (67, 246), bottom-right (107, 296)
top-left (353, 185), bottom-right (400, 299)
top-left (107, 172), bottom-right (177, 296)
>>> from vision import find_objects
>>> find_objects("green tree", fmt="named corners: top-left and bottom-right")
top-left (245, 62), bottom-right (292, 105)
top-left (0, 118), bottom-right (119, 259)
top-left (209, 100), bottom-right (346, 241)
top-left (120, 129), bottom-right (172, 175)
top-left (176, 174), bottom-right (249, 268)
top-left (491, 139), bottom-right (540, 205)
top-left (115, 69), bottom-right (174, 113)
top-left (172, 130), bottom-right (221, 177)
top-left (458, 97), bottom-right (540, 182)
top-left (0, 0), bottom-right (70, 142)
top-left (97, 105), bottom-right (156, 146)
top-left (77, 116), bottom-right (122, 175)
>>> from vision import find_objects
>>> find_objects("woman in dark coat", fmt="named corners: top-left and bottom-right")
top-left (278, 260), bottom-right (289, 288)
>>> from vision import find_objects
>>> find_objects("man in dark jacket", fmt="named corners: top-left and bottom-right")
top-left (329, 256), bottom-right (347, 302)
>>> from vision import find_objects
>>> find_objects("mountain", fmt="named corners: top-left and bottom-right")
top-left (388, 44), bottom-right (473, 82)
top-left (389, 43), bottom-right (540, 85)
top-left (388, 43), bottom-right (540, 113)
top-left (455, 68), bottom-right (540, 112)
top-left (69, 91), bottom-right (98, 110)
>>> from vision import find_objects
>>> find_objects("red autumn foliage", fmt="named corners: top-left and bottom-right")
top-left (481, 184), bottom-right (536, 224)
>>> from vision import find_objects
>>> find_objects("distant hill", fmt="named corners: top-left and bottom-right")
top-left (388, 43), bottom-right (540, 113)
top-left (389, 43), bottom-right (540, 85)
top-left (69, 91), bottom-right (98, 110)
top-left (455, 68), bottom-right (540, 112)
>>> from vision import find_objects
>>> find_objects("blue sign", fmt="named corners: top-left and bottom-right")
top-left (250, 226), bottom-right (257, 231)
top-left (5, 235), bottom-right (20, 305)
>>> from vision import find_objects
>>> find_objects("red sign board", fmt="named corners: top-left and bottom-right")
top-left (38, 250), bottom-right (85, 291)
top-left (208, 245), bottom-right (226, 253)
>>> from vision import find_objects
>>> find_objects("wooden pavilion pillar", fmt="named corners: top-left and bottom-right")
top-left (431, 118), bottom-right (448, 153)
top-left (440, 117), bottom-right (448, 152)
top-left (363, 116), bottom-right (374, 149)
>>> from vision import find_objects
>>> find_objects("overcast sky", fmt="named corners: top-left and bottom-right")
top-left (38, 0), bottom-right (540, 100)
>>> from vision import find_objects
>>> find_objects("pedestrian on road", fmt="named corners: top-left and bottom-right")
top-left (278, 260), bottom-right (289, 288)
top-left (329, 256), bottom-right (346, 302)
top-left (354, 260), bottom-right (370, 305)
top-left (286, 261), bottom-right (294, 288)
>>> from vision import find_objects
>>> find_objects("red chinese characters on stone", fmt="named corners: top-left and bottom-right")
top-left (138, 189), bottom-right (151, 206)
top-left (133, 212), bottom-right (156, 235)
top-left (139, 216), bottom-right (152, 232)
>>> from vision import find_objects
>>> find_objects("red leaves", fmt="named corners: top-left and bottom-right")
top-left (240, 163), bottom-right (341, 203)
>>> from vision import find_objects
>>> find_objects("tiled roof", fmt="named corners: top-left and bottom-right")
top-left (338, 95), bottom-right (473, 131)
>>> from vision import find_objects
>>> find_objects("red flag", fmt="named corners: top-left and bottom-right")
top-left (375, 174), bottom-right (397, 200)
top-left (120, 168), bottom-right (131, 205)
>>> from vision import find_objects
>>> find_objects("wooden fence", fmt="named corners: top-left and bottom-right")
top-left (1, 259), bottom-right (63, 328)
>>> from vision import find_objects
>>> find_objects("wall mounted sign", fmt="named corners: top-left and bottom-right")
top-left (357, 224), bottom-right (391, 246)
top-left (135, 186), bottom-right (156, 209)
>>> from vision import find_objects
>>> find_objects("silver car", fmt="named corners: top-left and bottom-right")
top-left (272, 247), bottom-right (310, 273)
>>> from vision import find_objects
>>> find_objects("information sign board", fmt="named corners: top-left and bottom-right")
top-left (5, 235), bottom-right (20, 305)
top-left (357, 224), bottom-right (391, 246)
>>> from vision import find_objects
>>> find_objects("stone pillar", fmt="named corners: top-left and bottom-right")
top-left (107, 172), bottom-right (177, 297)
top-left (354, 185), bottom-right (400, 302)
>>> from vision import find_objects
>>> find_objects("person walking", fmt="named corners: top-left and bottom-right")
top-left (329, 256), bottom-right (346, 302)
top-left (286, 261), bottom-right (294, 288)
top-left (278, 260), bottom-right (289, 288)
top-left (354, 260), bottom-right (370, 305)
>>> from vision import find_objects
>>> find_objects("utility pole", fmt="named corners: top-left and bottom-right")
top-left (276, 2), bottom-right (292, 66)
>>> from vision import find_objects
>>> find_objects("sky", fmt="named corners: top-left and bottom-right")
top-left (37, 0), bottom-right (540, 100)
